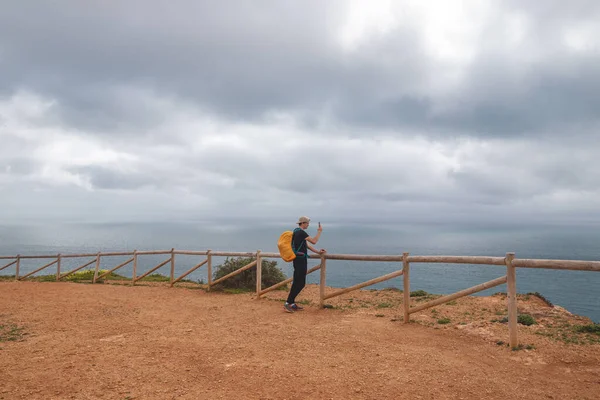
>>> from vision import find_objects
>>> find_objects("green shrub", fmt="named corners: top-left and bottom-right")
top-left (518, 314), bottom-right (536, 326)
top-left (213, 257), bottom-right (286, 290)
top-left (437, 318), bottom-right (451, 325)
top-left (410, 290), bottom-right (428, 297)
top-left (497, 314), bottom-right (536, 326)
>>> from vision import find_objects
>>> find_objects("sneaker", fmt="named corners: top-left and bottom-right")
top-left (290, 303), bottom-right (304, 311)
top-left (283, 303), bottom-right (295, 313)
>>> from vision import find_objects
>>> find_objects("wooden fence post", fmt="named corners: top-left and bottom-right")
top-left (56, 254), bottom-right (62, 281)
top-left (15, 255), bottom-right (20, 281)
top-left (403, 252), bottom-right (410, 323)
top-left (256, 250), bottom-right (262, 299)
top-left (207, 250), bottom-right (212, 291)
top-left (319, 254), bottom-right (327, 308)
top-left (132, 250), bottom-right (137, 286)
top-left (170, 248), bottom-right (175, 285)
top-left (93, 252), bottom-right (101, 284)
top-left (506, 252), bottom-right (518, 348)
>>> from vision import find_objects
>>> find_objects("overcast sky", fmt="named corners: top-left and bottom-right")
top-left (1, 0), bottom-right (599, 229)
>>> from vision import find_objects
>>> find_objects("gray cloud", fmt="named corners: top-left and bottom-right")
top-left (1, 1), bottom-right (598, 139)
top-left (68, 166), bottom-right (155, 190)
top-left (0, 1), bottom-right (599, 231)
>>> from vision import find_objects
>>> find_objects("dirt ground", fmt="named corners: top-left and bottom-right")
top-left (1, 281), bottom-right (599, 400)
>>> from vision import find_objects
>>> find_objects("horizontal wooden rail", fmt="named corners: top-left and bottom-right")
top-left (323, 269), bottom-right (405, 300)
top-left (133, 257), bottom-right (172, 283)
top-left (0, 259), bottom-right (17, 272)
top-left (259, 264), bottom-right (322, 296)
top-left (59, 259), bottom-right (97, 280)
top-left (211, 260), bottom-right (257, 286)
top-left (210, 251), bottom-right (258, 257)
top-left (252, 252), bottom-right (280, 258)
top-left (97, 257), bottom-right (135, 280)
top-left (61, 253), bottom-right (101, 258)
top-left (512, 258), bottom-right (600, 272)
top-left (62, 250), bottom-right (171, 258)
top-left (101, 251), bottom-right (136, 256)
top-left (322, 254), bottom-right (405, 261)
top-left (407, 256), bottom-right (506, 265)
top-left (136, 250), bottom-right (172, 255)
top-left (18, 254), bottom-right (58, 259)
top-left (174, 250), bottom-right (209, 256)
top-left (409, 275), bottom-right (508, 314)
top-left (19, 258), bottom-right (59, 280)
top-left (171, 258), bottom-right (209, 286)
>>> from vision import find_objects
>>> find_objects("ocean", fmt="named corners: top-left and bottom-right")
top-left (1, 222), bottom-right (599, 322)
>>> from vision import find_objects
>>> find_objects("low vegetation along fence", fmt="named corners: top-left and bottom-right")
top-left (2, 249), bottom-right (599, 347)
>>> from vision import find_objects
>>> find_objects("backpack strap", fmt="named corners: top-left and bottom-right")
top-left (291, 227), bottom-right (304, 256)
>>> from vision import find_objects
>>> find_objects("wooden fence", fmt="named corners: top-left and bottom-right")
top-left (2, 250), bottom-right (599, 347)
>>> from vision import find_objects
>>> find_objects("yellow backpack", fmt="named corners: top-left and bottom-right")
top-left (277, 228), bottom-right (302, 262)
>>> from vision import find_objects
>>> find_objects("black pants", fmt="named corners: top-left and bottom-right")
top-left (286, 256), bottom-right (307, 304)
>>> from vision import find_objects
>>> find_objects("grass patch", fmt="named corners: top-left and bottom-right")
top-left (0, 323), bottom-right (26, 342)
top-left (410, 290), bottom-right (428, 297)
top-left (511, 344), bottom-right (535, 351)
top-left (376, 302), bottom-right (393, 309)
top-left (30, 274), bottom-right (58, 282)
top-left (574, 323), bottom-right (600, 335)
top-left (493, 314), bottom-right (536, 326)
top-left (73, 269), bottom-right (136, 282)
top-left (526, 292), bottom-right (554, 307)
top-left (445, 301), bottom-right (457, 306)
top-left (375, 314), bottom-right (385, 318)
top-left (64, 269), bottom-right (102, 281)
top-left (437, 318), bottom-right (451, 325)
top-left (535, 322), bottom-right (600, 345)
top-left (22, 270), bottom-right (130, 282)
top-left (139, 273), bottom-right (170, 282)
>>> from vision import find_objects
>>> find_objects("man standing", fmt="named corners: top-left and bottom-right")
top-left (284, 216), bottom-right (325, 313)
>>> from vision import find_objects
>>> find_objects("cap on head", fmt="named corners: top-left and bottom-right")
top-left (297, 216), bottom-right (310, 224)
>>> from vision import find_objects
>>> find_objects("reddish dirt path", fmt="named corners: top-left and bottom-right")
top-left (1, 281), bottom-right (598, 399)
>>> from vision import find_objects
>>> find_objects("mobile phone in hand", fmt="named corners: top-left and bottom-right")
top-left (318, 221), bottom-right (321, 227)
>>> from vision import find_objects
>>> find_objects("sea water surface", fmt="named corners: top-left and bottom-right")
top-left (1, 222), bottom-right (599, 322)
